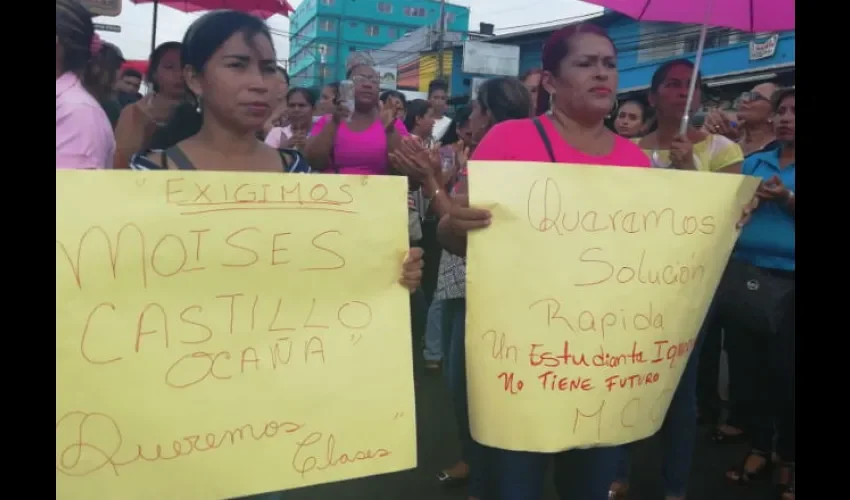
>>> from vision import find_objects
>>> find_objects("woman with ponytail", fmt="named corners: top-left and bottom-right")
top-left (56, 0), bottom-right (115, 169)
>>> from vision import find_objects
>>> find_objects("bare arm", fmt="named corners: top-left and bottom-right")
top-left (113, 104), bottom-right (156, 169)
top-left (718, 161), bottom-right (743, 174)
top-left (304, 119), bottom-right (338, 171)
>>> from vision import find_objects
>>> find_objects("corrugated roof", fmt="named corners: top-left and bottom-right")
top-left (485, 12), bottom-right (610, 42)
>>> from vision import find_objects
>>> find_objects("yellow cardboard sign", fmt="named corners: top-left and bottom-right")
top-left (466, 162), bottom-right (759, 452)
top-left (56, 171), bottom-right (416, 499)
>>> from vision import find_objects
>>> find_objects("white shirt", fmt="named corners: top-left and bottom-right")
top-left (432, 116), bottom-right (452, 143)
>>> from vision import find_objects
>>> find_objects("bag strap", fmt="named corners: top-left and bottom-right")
top-left (532, 117), bottom-right (556, 163)
top-left (164, 146), bottom-right (196, 170)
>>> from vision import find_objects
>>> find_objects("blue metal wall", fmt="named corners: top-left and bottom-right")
top-left (447, 13), bottom-right (794, 98)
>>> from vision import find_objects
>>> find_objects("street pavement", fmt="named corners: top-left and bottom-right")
top-left (281, 348), bottom-right (779, 500)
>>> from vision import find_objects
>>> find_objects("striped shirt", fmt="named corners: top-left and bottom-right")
top-left (129, 146), bottom-right (311, 173)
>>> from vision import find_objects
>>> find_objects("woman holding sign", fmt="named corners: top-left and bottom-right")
top-left (127, 10), bottom-right (423, 500)
top-left (438, 24), bottom-right (651, 500)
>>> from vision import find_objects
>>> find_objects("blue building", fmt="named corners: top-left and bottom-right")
top-left (288, 0), bottom-right (470, 88)
top-left (449, 12), bottom-right (794, 108)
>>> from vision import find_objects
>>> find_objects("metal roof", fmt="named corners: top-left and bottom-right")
top-left (484, 12), bottom-right (610, 42)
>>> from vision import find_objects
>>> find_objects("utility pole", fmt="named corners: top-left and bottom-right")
top-left (436, 0), bottom-right (446, 79)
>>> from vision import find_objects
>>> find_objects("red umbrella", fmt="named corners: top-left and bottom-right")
top-left (130, 0), bottom-right (294, 53)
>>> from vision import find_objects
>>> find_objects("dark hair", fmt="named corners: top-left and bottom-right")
top-left (56, 0), bottom-right (94, 75)
top-left (121, 68), bottom-right (143, 80)
top-left (57, 0), bottom-right (124, 102)
top-left (439, 105), bottom-right (472, 145)
top-left (151, 10), bottom-right (273, 150)
top-left (87, 42), bottom-right (125, 102)
top-left (403, 99), bottom-right (431, 133)
top-left (428, 79), bottom-right (448, 97)
top-left (324, 82), bottom-right (340, 101)
top-left (650, 58), bottom-right (703, 95)
top-left (619, 99), bottom-right (648, 122)
top-left (478, 77), bottom-right (532, 124)
top-left (277, 65), bottom-right (290, 85)
top-left (147, 41), bottom-right (182, 92)
top-left (536, 23), bottom-right (615, 115)
top-left (772, 88), bottom-right (795, 112)
top-left (287, 87), bottom-right (316, 107)
top-left (380, 90), bottom-right (407, 106)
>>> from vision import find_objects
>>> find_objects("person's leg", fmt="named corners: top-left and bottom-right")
top-left (480, 447), bottom-right (548, 500)
top-left (713, 323), bottom-right (749, 443)
top-left (437, 299), bottom-right (477, 491)
top-left (696, 310), bottom-right (723, 425)
top-left (553, 446), bottom-right (620, 500)
top-left (775, 294), bottom-right (795, 495)
top-left (423, 299), bottom-right (445, 368)
top-left (724, 323), bottom-right (774, 483)
top-left (659, 326), bottom-right (704, 499)
top-left (608, 446), bottom-right (630, 498)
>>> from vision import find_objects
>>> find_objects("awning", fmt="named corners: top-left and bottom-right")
top-left (618, 62), bottom-right (795, 94)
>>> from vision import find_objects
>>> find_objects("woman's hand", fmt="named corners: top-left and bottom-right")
top-left (704, 110), bottom-right (740, 141)
top-left (331, 102), bottom-right (350, 124)
top-left (447, 194), bottom-right (491, 236)
top-left (390, 137), bottom-right (432, 183)
top-left (736, 195), bottom-right (759, 229)
top-left (379, 100), bottom-right (396, 131)
top-left (399, 247), bottom-right (424, 292)
top-left (284, 130), bottom-right (308, 151)
top-left (757, 175), bottom-right (792, 201)
top-left (670, 134), bottom-right (696, 170)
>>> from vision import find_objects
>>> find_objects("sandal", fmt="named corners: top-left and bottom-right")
top-left (709, 426), bottom-right (747, 444)
top-left (608, 481), bottom-right (629, 499)
top-left (777, 461), bottom-right (795, 500)
top-left (726, 449), bottom-right (773, 485)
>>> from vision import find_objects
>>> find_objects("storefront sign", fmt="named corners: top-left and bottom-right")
top-left (749, 34), bottom-right (779, 61)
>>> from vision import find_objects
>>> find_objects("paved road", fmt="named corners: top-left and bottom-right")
top-left (281, 350), bottom-right (777, 500)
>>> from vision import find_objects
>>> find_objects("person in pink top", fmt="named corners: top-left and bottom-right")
top-left (56, 0), bottom-right (116, 170)
top-left (436, 24), bottom-right (649, 500)
top-left (304, 64), bottom-right (408, 175)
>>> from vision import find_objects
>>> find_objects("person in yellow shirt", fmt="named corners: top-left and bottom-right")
top-left (611, 59), bottom-right (744, 500)
top-left (637, 59), bottom-right (744, 173)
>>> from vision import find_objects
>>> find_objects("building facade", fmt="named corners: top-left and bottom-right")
top-left (449, 12), bottom-right (794, 109)
top-left (288, 0), bottom-right (470, 88)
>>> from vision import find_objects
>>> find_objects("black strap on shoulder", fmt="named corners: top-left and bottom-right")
top-left (532, 117), bottom-right (556, 163)
top-left (164, 146), bottom-right (196, 170)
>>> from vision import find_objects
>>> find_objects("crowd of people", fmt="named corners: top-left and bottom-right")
top-left (56, 2), bottom-right (795, 499)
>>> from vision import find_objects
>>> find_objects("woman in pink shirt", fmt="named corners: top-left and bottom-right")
top-left (437, 24), bottom-right (650, 500)
top-left (55, 0), bottom-right (115, 169)
top-left (304, 64), bottom-right (408, 175)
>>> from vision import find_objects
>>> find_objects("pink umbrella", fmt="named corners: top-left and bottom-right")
top-left (584, 0), bottom-right (795, 133)
top-left (130, 0), bottom-right (294, 52)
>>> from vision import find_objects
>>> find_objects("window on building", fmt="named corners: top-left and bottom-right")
top-left (321, 0), bottom-right (334, 5)
top-left (388, 27), bottom-right (398, 38)
top-left (320, 19), bottom-right (335, 31)
top-left (636, 23), bottom-right (685, 62)
top-left (403, 6), bottom-right (425, 17)
top-left (377, 2), bottom-right (392, 13)
top-left (446, 12), bottom-right (456, 24)
top-left (366, 25), bottom-right (380, 37)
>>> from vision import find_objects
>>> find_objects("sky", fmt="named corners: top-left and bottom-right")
top-left (96, 0), bottom-right (602, 62)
